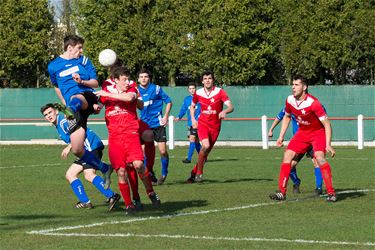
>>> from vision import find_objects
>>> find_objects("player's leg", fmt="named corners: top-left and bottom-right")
top-left (141, 126), bottom-right (156, 183)
top-left (153, 126), bottom-right (169, 185)
top-left (309, 151), bottom-right (323, 195)
top-left (133, 160), bottom-right (161, 208)
top-left (187, 125), bottom-right (209, 183)
top-left (108, 139), bottom-right (135, 214)
top-left (270, 131), bottom-right (310, 200)
top-left (183, 127), bottom-right (196, 163)
top-left (312, 130), bottom-right (336, 202)
top-left (290, 153), bottom-right (304, 193)
top-left (65, 163), bottom-right (92, 209)
top-left (126, 164), bottom-right (143, 210)
top-left (83, 168), bottom-right (120, 211)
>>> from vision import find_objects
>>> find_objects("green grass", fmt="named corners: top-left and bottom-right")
top-left (1, 145), bottom-right (374, 249)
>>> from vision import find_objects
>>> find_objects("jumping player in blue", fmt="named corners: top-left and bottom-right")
top-left (41, 103), bottom-right (120, 210)
top-left (268, 108), bottom-right (323, 195)
top-left (174, 82), bottom-right (202, 163)
top-left (48, 35), bottom-right (111, 182)
top-left (137, 69), bottom-right (172, 185)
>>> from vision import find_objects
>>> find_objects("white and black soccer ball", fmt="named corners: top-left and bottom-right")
top-left (98, 49), bottom-right (117, 67)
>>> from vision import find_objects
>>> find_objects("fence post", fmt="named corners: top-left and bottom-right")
top-left (261, 115), bottom-right (268, 149)
top-left (168, 115), bottom-right (175, 150)
top-left (357, 114), bottom-right (364, 150)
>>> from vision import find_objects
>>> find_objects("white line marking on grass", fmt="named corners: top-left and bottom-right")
top-left (28, 232), bottom-right (375, 247)
top-left (0, 163), bottom-right (62, 169)
top-left (27, 189), bottom-right (375, 246)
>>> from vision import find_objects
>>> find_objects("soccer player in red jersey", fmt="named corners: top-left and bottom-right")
top-left (95, 66), bottom-right (161, 214)
top-left (186, 71), bottom-right (234, 183)
top-left (269, 75), bottom-right (337, 202)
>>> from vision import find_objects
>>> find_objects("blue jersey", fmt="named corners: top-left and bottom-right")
top-left (177, 95), bottom-right (201, 127)
top-left (138, 83), bottom-right (172, 128)
top-left (48, 55), bottom-right (97, 105)
top-left (277, 108), bottom-right (299, 135)
top-left (56, 114), bottom-right (103, 151)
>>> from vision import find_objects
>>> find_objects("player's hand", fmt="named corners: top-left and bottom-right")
top-left (61, 147), bottom-right (70, 160)
top-left (276, 137), bottom-right (284, 147)
top-left (160, 116), bottom-right (168, 126)
top-left (72, 73), bottom-right (82, 84)
top-left (93, 103), bottom-right (103, 114)
top-left (218, 111), bottom-right (226, 119)
top-left (326, 145), bottom-right (336, 158)
top-left (174, 117), bottom-right (180, 122)
top-left (192, 120), bottom-right (198, 129)
top-left (268, 130), bottom-right (273, 138)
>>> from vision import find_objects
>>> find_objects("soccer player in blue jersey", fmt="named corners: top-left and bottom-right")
top-left (174, 82), bottom-right (202, 163)
top-left (268, 108), bottom-right (323, 195)
top-left (137, 69), bottom-right (172, 185)
top-left (41, 103), bottom-right (120, 210)
top-left (47, 35), bottom-right (111, 180)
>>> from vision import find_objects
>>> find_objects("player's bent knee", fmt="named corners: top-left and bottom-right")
top-left (142, 130), bottom-right (154, 142)
top-left (283, 150), bottom-right (296, 163)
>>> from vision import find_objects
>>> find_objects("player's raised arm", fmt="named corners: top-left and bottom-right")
top-left (277, 114), bottom-right (291, 147)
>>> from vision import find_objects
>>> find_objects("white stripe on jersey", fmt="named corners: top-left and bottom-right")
top-left (59, 118), bottom-right (69, 134)
top-left (82, 56), bottom-right (88, 65)
top-left (286, 95), bottom-right (314, 110)
top-left (195, 87), bottom-right (221, 98)
top-left (59, 66), bottom-right (79, 77)
top-left (156, 85), bottom-right (160, 95)
top-left (143, 100), bottom-right (153, 107)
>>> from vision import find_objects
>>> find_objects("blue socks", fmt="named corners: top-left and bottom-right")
top-left (70, 179), bottom-right (90, 203)
top-left (289, 168), bottom-right (301, 185)
top-left (161, 156), bottom-right (169, 177)
top-left (92, 176), bottom-right (114, 198)
top-left (195, 142), bottom-right (201, 153)
top-left (187, 142), bottom-right (195, 161)
top-left (80, 150), bottom-right (109, 174)
top-left (69, 98), bottom-right (82, 113)
top-left (314, 167), bottom-right (323, 189)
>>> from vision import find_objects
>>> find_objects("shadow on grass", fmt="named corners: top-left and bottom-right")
top-left (334, 188), bottom-right (368, 201)
top-left (205, 158), bottom-right (239, 163)
top-left (171, 177), bottom-right (273, 186)
top-left (0, 214), bottom-right (69, 231)
top-left (96, 199), bottom-right (209, 216)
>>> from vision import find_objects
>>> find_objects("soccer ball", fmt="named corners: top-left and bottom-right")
top-left (98, 49), bottom-right (117, 67)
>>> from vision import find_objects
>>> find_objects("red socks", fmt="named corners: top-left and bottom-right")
top-left (196, 151), bottom-right (206, 175)
top-left (144, 141), bottom-right (155, 172)
top-left (320, 162), bottom-right (335, 195)
top-left (126, 166), bottom-right (140, 201)
top-left (278, 163), bottom-right (292, 194)
top-left (118, 182), bottom-right (133, 207)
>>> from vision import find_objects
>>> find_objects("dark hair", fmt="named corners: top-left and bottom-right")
top-left (138, 68), bottom-right (152, 79)
top-left (63, 35), bottom-right (85, 51)
top-left (109, 58), bottom-right (125, 77)
top-left (188, 82), bottom-right (197, 88)
top-left (40, 103), bottom-right (55, 114)
top-left (112, 66), bottom-right (131, 79)
top-left (293, 74), bottom-right (308, 85)
top-left (201, 70), bottom-right (215, 81)
top-left (292, 74), bottom-right (308, 93)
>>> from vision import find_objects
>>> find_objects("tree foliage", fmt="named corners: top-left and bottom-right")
top-left (0, 0), bottom-right (54, 87)
top-left (0, 0), bottom-right (374, 87)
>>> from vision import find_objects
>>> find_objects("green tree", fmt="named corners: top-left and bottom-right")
top-left (275, 0), bottom-right (375, 84)
top-left (0, 0), bottom-right (54, 87)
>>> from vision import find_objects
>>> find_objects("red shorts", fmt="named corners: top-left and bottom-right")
top-left (287, 129), bottom-right (326, 155)
top-left (108, 133), bottom-right (144, 170)
top-left (198, 123), bottom-right (220, 146)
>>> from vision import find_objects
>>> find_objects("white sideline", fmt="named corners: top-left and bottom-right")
top-left (27, 189), bottom-right (375, 246)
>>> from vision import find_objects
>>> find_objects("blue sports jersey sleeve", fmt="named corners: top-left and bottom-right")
top-left (177, 96), bottom-right (190, 119)
top-left (84, 128), bottom-right (104, 151)
top-left (56, 115), bottom-right (71, 144)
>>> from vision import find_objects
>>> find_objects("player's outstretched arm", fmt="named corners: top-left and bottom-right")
top-left (268, 118), bottom-right (281, 138)
top-left (321, 118), bottom-right (335, 157)
top-left (277, 115), bottom-right (291, 147)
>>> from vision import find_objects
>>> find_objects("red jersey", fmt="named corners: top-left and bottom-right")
top-left (192, 86), bottom-right (230, 129)
top-left (100, 79), bottom-right (139, 136)
top-left (285, 93), bottom-right (327, 133)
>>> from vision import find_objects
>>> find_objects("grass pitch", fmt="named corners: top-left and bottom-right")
top-left (0, 145), bottom-right (374, 249)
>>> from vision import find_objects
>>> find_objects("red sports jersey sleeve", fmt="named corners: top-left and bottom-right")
top-left (311, 99), bottom-right (327, 121)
